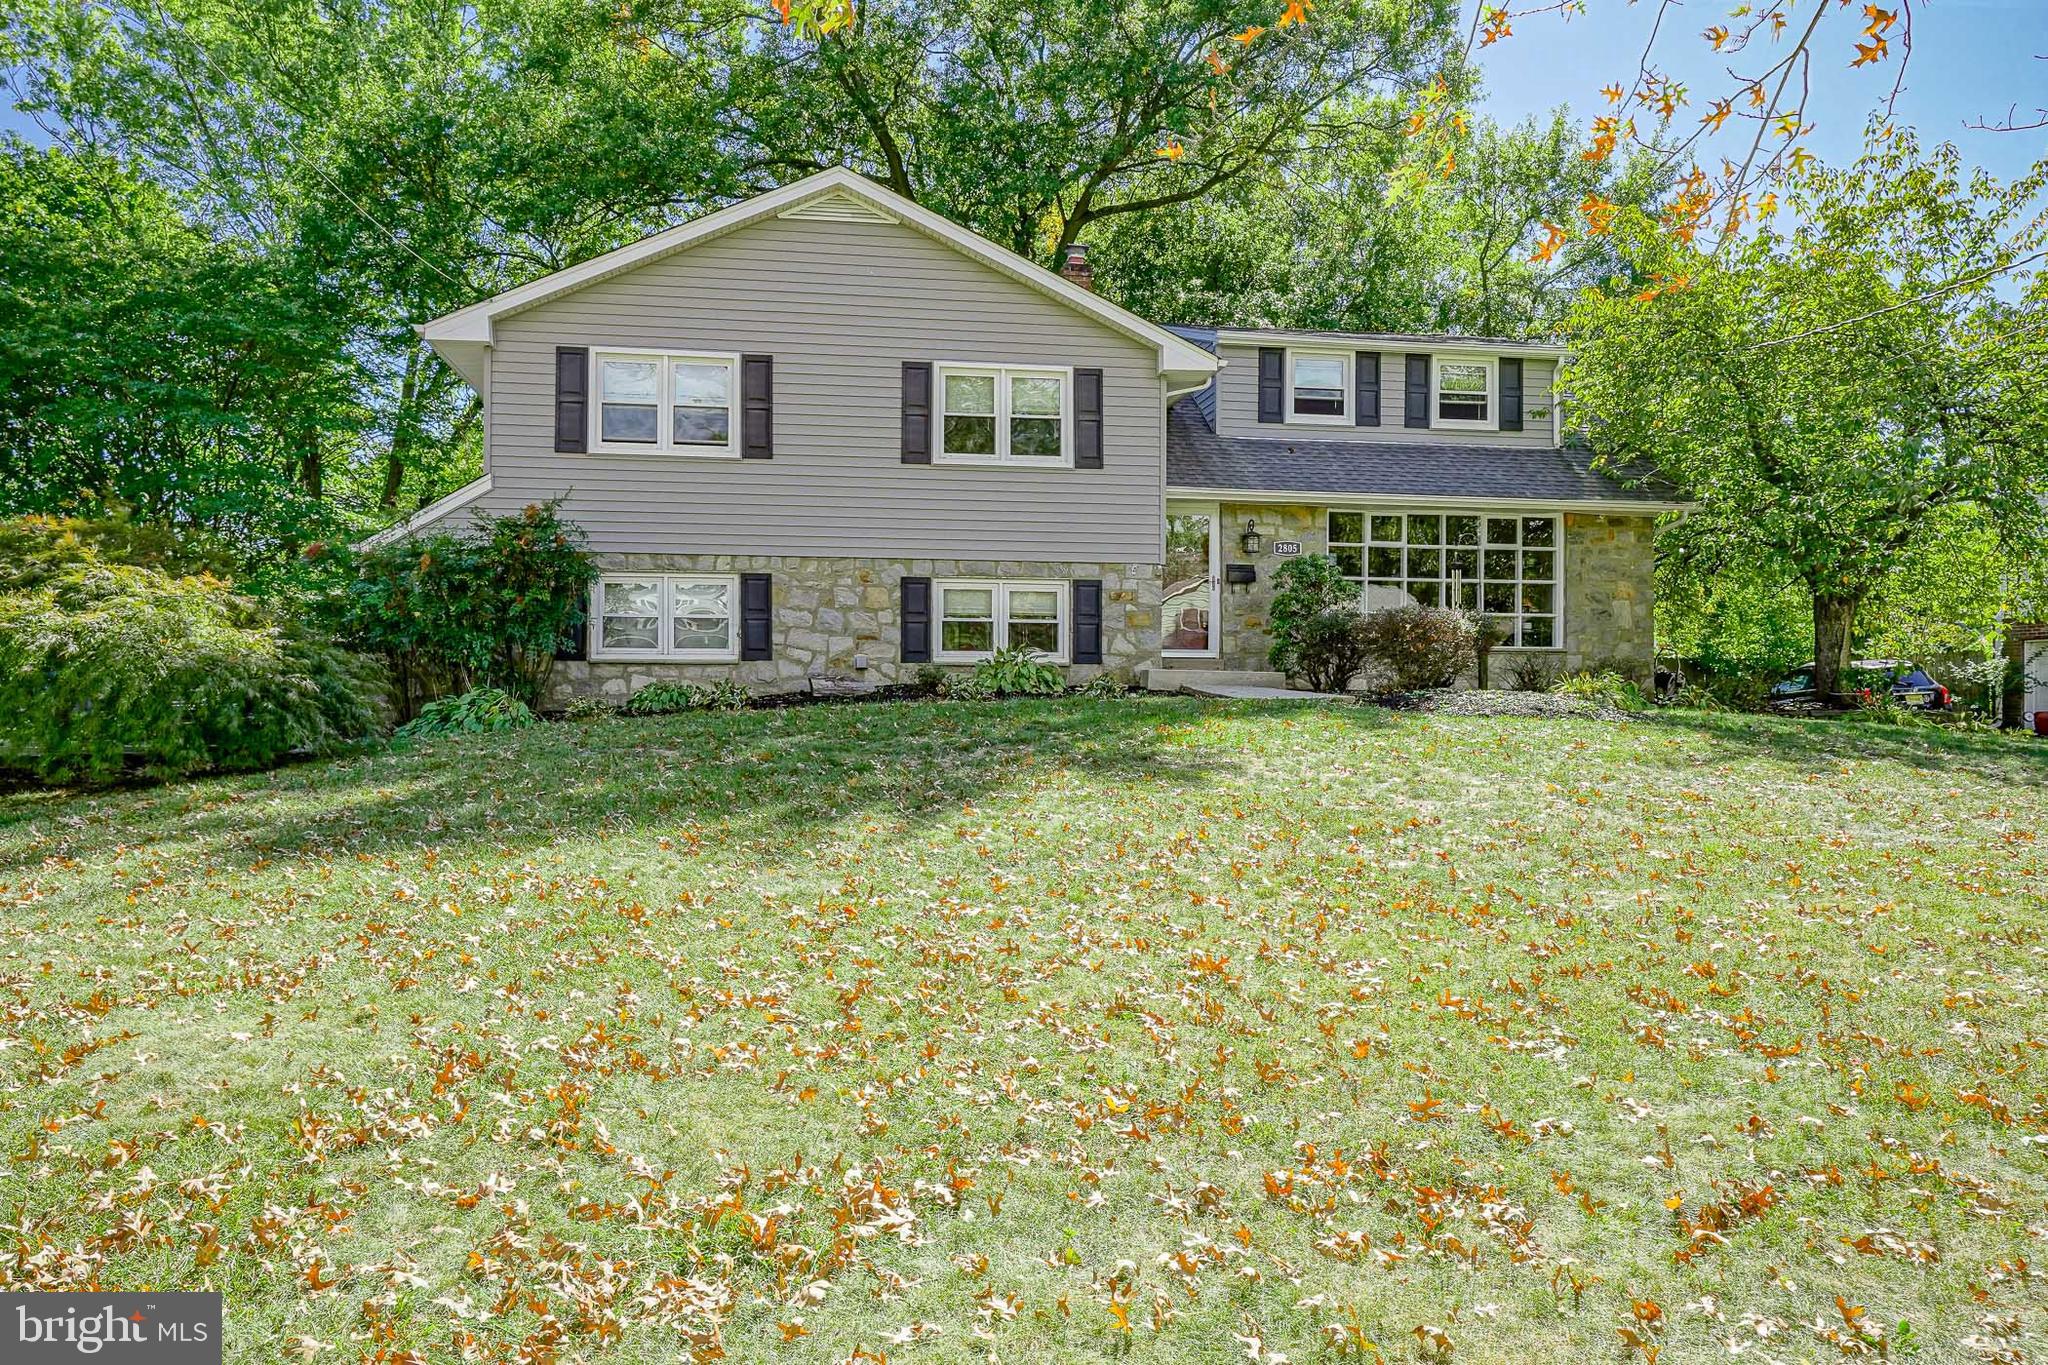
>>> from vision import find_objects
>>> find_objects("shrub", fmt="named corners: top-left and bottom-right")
top-left (621, 681), bottom-right (701, 716)
top-left (1290, 606), bottom-right (1375, 694)
top-left (937, 670), bottom-right (996, 701)
top-left (972, 647), bottom-right (1065, 697)
top-left (696, 679), bottom-right (751, 712)
top-left (1552, 670), bottom-right (1652, 713)
top-left (1948, 655), bottom-right (2013, 717)
top-left (619, 678), bottom-right (753, 715)
top-left (0, 514), bottom-right (236, 592)
top-left (1671, 683), bottom-right (1729, 712)
top-left (1861, 694), bottom-right (1935, 728)
top-left (911, 664), bottom-right (948, 696)
top-left (1358, 606), bottom-right (1476, 691)
top-left (393, 686), bottom-right (534, 740)
top-left (1267, 555), bottom-right (1358, 679)
top-left (1686, 670), bottom-right (1776, 712)
top-left (330, 503), bottom-right (591, 717)
top-left (1076, 670), bottom-right (1133, 698)
top-left (1503, 654), bottom-right (1556, 692)
top-left (560, 696), bottom-right (613, 723)
top-left (0, 558), bottom-right (385, 784)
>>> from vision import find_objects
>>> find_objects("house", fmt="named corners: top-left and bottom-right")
top-left (2005, 623), bottom-right (2048, 727)
top-left (383, 169), bottom-right (1677, 702)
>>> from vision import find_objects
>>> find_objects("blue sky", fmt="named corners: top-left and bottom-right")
top-left (1473, 0), bottom-right (2048, 184)
top-left (6, 1), bottom-right (2045, 184)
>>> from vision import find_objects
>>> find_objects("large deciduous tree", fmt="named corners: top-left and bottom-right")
top-left (631, 0), bottom-right (1465, 263)
top-left (0, 142), bottom-right (360, 555)
top-left (5, 0), bottom-right (750, 521)
top-left (1082, 111), bottom-right (1665, 336)
top-left (1564, 130), bottom-right (2048, 700)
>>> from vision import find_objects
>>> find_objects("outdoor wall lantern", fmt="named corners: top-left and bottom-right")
top-left (1239, 519), bottom-right (1264, 556)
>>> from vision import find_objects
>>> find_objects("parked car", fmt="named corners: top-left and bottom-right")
top-left (1770, 659), bottom-right (1951, 708)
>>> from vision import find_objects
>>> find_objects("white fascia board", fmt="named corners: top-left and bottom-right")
top-left (1212, 329), bottom-right (1567, 359)
top-left (1163, 485), bottom-right (1683, 514)
top-left (354, 475), bottom-right (495, 551)
top-left (419, 169), bottom-right (1218, 382)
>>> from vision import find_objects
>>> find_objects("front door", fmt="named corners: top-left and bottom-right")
top-left (2027, 640), bottom-right (2048, 723)
top-left (1162, 504), bottom-right (1220, 658)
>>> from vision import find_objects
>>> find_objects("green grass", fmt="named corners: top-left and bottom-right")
top-left (2, 698), bottom-right (2044, 1364)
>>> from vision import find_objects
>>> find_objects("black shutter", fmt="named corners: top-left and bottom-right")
top-left (1354, 351), bottom-right (1380, 427)
top-left (740, 573), bottom-right (773, 660)
top-left (1404, 353), bottom-right (1431, 429)
top-left (1074, 368), bottom-right (1104, 468)
top-left (1499, 357), bottom-right (1523, 432)
top-left (901, 362), bottom-right (932, 463)
top-left (1257, 347), bottom-right (1284, 424)
top-left (1072, 579), bottom-right (1104, 665)
top-left (900, 576), bottom-right (933, 662)
top-left (741, 354), bottom-right (773, 457)
top-left (555, 346), bottom-right (589, 452)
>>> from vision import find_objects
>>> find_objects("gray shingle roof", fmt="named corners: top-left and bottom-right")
top-left (1165, 401), bottom-right (1674, 506)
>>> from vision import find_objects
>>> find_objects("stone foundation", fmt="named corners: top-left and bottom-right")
top-left (1161, 504), bottom-right (1657, 683)
top-left (547, 554), bottom-right (1160, 706)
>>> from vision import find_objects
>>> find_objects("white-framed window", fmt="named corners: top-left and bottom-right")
top-left (1327, 510), bottom-right (1559, 648)
top-left (937, 365), bottom-right (1071, 465)
top-left (592, 349), bottom-right (739, 456)
top-left (1433, 356), bottom-right (1496, 430)
top-left (1288, 350), bottom-right (1349, 422)
top-left (935, 580), bottom-right (1069, 662)
top-left (591, 574), bottom-right (739, 661)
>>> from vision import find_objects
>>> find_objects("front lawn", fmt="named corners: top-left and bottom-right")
top-left (2, 699), bottom-right (2044, 1363)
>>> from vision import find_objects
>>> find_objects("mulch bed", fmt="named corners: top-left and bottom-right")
top-left (1366, 688), bottom-right (1633, 722)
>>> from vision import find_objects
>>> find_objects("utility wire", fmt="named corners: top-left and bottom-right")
top-left (163, 24), bottom-right (469, 292)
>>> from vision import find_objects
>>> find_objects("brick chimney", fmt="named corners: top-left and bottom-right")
top-left (1059, 243), bottom-right (1094, 291)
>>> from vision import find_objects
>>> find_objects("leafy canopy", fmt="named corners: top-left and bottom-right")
top-left (1564, 128), bottom-right (2048, 694)
top-left (0, 143), bottom-right (360, 559)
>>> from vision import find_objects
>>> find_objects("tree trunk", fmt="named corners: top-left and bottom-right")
top-left (1811, 593), bottom-right (1861, 701)
top-left (381, 350), bottom-right (423, 512)
top-left (298, 433), bottom-right (323, 501)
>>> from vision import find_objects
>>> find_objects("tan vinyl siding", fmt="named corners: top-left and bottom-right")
top-left (468, 214), bottom-right (1166, 563)
top-left (1213, 343), bottom-right (1559, 448)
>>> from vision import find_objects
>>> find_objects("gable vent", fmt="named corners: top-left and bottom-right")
top-left (777, 190), bottom-right (899, 224)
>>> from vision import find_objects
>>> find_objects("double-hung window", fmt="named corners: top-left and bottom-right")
top-left (1288, 351), bottom-right (1348, 421)
top-left (1327, 510), bottom-right (1559, 648)
top-left (937, 365), bottom-right (1070, 465)
top-left (935, 580), bottom-right (1069, 662)
top-left (592, 574), bottom-right (739, 660)
top-left (1433, 357), bottom-right (1495, 429)
top-left (593, 349), bottom-right (738, 455)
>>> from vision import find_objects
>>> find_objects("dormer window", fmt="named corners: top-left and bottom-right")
top-left (1289, 352), bottom-right (1348, 421)
top-left (1434, 358), bottom-right (1495, 430)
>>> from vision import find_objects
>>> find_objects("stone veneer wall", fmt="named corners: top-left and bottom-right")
top-left (1171, 505), bottom-right (1658, 683)
top-left (547, 554), bottom-right (1161, 706)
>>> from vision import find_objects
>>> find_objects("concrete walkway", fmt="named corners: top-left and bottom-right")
top-left (1179, 683), bottom-right (1347, 701)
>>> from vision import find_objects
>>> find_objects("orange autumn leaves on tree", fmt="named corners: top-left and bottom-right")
top-left (1154, 1), bottom-right (1314, 160)
top-left (761, 0), bottom-right (1919, 265)
top-left (1402, 0), bottom-right (1915, 263)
